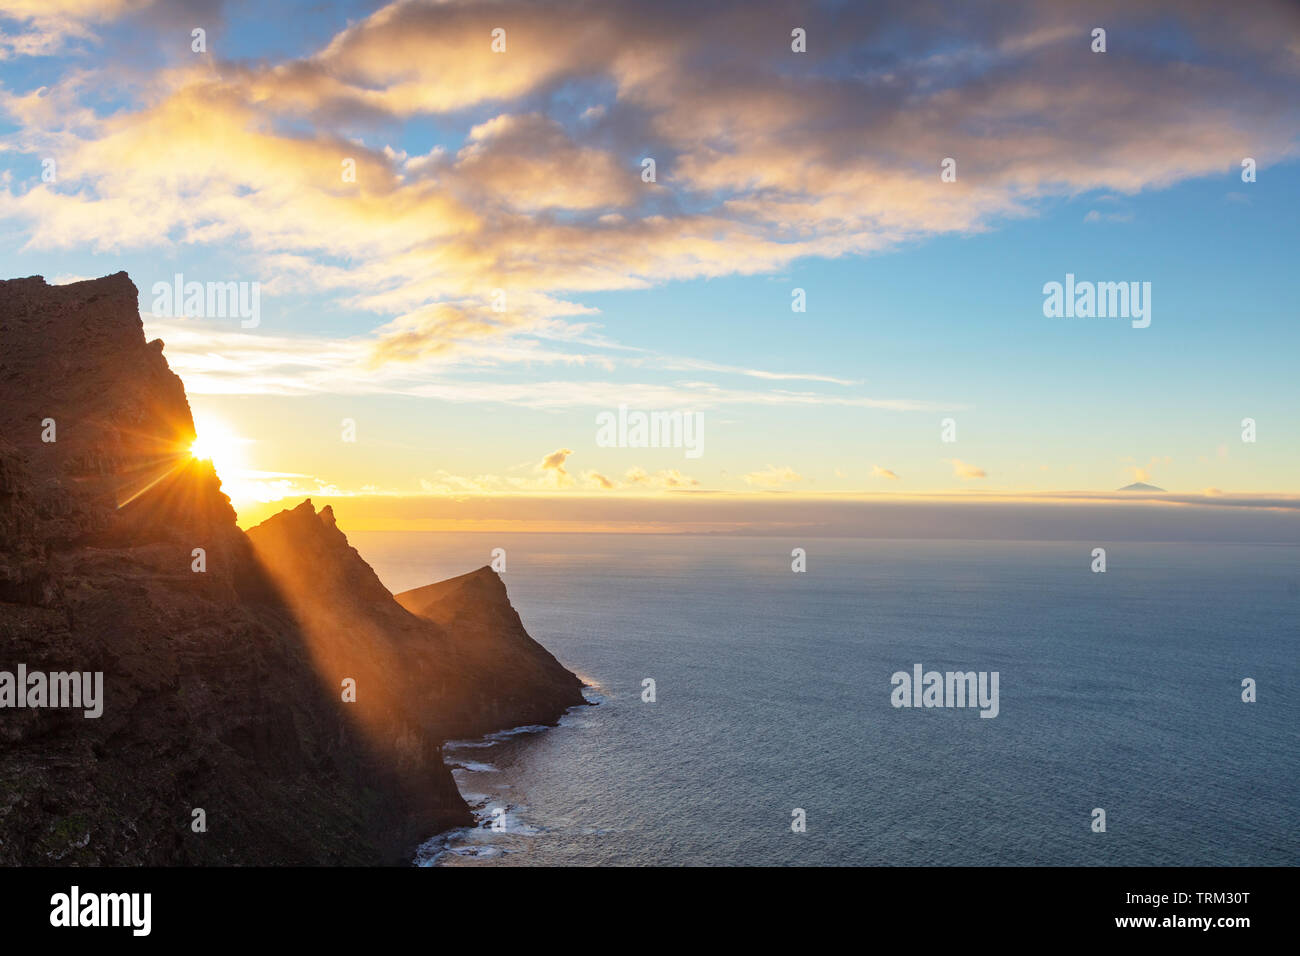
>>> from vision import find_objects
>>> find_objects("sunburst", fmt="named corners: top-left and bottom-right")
top-left (189, 413), bottom-right (247, 481)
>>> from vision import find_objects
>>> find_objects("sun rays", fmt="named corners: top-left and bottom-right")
top-left (189, 413), bottom-right (248, 478)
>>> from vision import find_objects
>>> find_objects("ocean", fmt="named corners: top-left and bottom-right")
top-left (345, 533), bottom-right (1300, 866)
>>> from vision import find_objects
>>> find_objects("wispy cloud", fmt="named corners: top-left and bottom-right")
top-left (1083, 209), bottom-right (1134, 224)
top-left (744, 465), bottom-right (805, 488)
top-left (949, 459), bottom-right (987, 480)
top-left (141, 317), bottom-right (956, 410)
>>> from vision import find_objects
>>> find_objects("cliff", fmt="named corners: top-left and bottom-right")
top-left (0, 273), bottom-right (585, 865)
top-left (395, 568), bottom-right (588, 735)
top-left (245, 500), bottom-right (585, 742)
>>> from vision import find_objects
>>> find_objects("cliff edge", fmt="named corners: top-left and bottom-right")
top-left (0, 273), bottom-right (585, 865)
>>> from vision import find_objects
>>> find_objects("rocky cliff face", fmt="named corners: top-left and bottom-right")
top-left (0, 274), bottom-right (585, 865)
top-left (394, 569), bottom-right (587, 736)
top-left (248, 503), bottom-right (585, 742)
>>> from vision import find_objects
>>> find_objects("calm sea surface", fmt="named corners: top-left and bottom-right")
top-left (345, 534), bottom-right (1300, 866)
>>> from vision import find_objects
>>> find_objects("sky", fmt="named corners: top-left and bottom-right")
top-left (1, 0), bottom-right (1298, 534)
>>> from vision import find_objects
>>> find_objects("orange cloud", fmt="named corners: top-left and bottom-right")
top-left (539, 447), bottom-right (574, 486)
top-left (950, 459), bottom-right (987, 480)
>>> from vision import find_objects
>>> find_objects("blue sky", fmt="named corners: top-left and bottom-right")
top-left (1, 0), bottom-right (1297, 527)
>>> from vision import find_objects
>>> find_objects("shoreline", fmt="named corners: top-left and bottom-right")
top-left (414, 688), bottom-right (602, 866)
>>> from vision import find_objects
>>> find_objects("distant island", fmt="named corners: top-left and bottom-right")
top-left (0, 273), bottom-right (586, 865)
top-left (1117, 482), bottom-right (1166, 492)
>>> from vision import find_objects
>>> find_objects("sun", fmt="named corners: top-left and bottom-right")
top-left (189, 414), bottom-right (247, 481)
top-left (189, 433), bottom-right (218, 462)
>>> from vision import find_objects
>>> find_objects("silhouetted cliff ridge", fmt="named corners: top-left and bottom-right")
top-left (0, 274), bottom-right (585, 865)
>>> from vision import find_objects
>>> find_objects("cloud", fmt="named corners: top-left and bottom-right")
top-left (539, 447), bottom-right (574, 486)
top-left (651, 468), bottom-right (697, 489)
top-left (453, 112), bottom-right (640, 213)
top-left (622, 467), bottom-right (699, 490)
top-left (220, 468), bottom-right (388, 505)
top-left (3, 0), bottom-right (1297, 371)
top-left (140, 317), bottom-right (957, 411)
top-left (872, 465), bottom-right (899, 480)
top-left (744, 465), bottom-right (805, 488)
top-left (1083, 210), bottom-right (1134, 224)
top-left (949, 459), bottom-right (987, 480)
top-left (412, 463), bottom-right (699, 495)
top-left (417, 467), bottom-right (579, 495)
top-left (0, 0), bottom-right (150, 16)
top-left (1127, 455), bottom-right (1172, 484)
top-left (0, 0), bottom-right (138, 59)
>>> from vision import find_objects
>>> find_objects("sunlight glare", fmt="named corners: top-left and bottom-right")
top-left (189, 414), bottom-right (247, 483)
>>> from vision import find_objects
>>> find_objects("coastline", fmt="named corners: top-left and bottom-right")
top-left (415, 688), bottom-right (602, 866)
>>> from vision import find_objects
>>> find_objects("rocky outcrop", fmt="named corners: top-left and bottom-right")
top-left (245, 499), bottom-right (585, 748)
top-left (0, 274), bottom-right (585, 865)
top-left (395, 569), bottom-right (587, 736)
